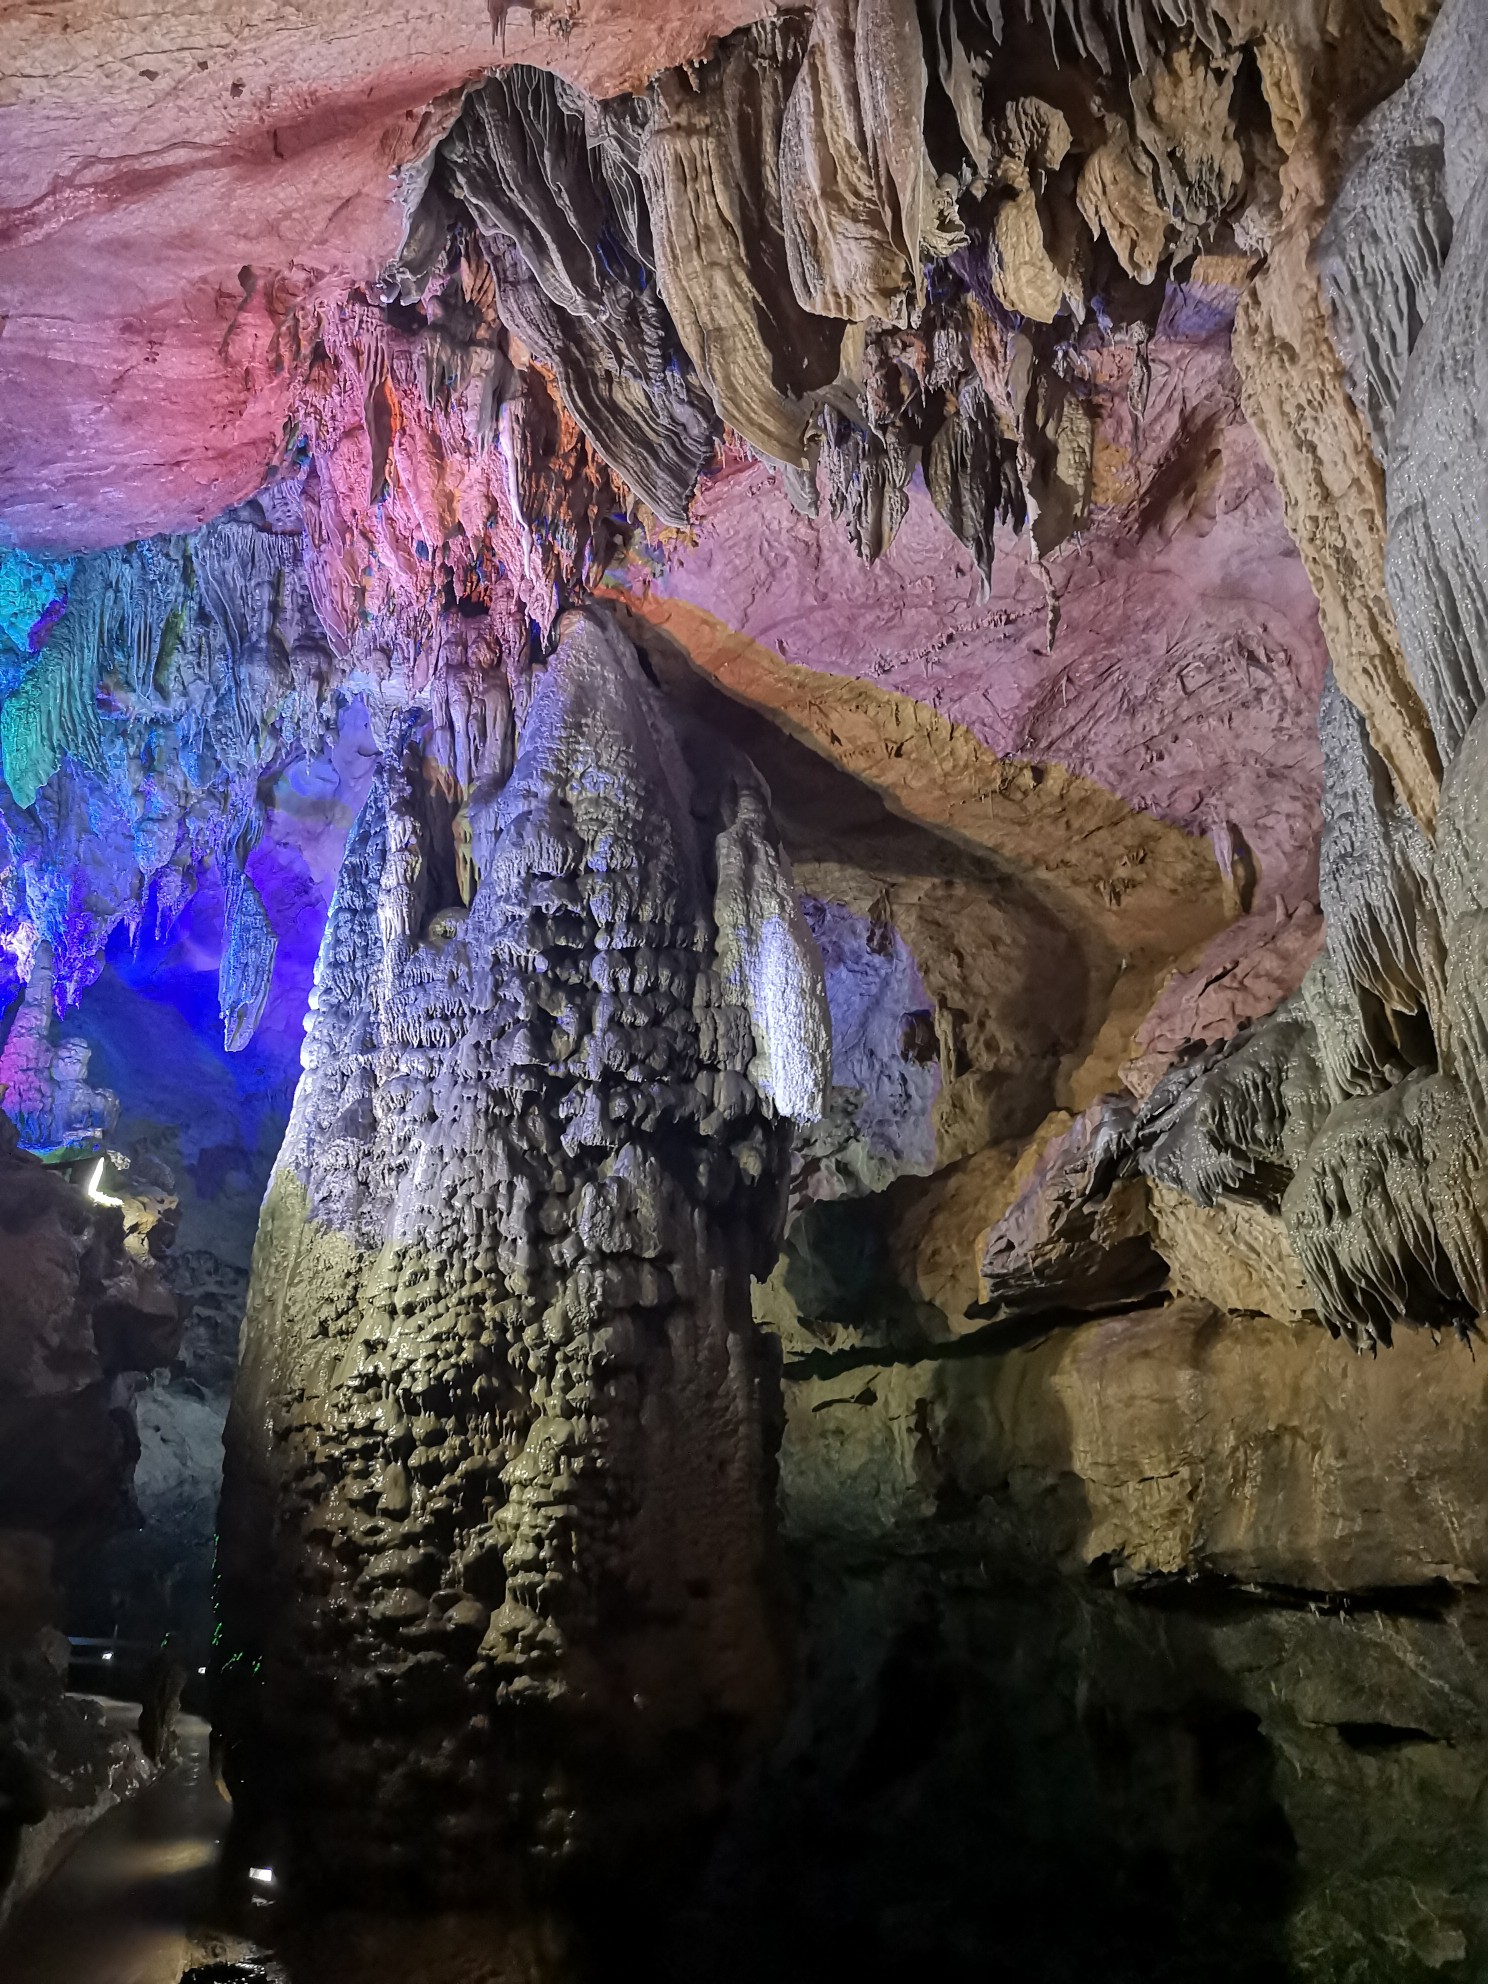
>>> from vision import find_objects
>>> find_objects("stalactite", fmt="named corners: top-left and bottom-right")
top-left (779, 0), bottom-right (931, 326)
top-left (1282, 1073), bottom-right (1473, 1348)
top-left (925, 376), bottom-right (1024, 583)
top-left (437, 69), bottom-right (719, 525)
top-left (1076, 116), bottom-right (1171, 283)
top-left (0, 512), bottom-right (334, 1022)
top-left (1136, 1007), bottom-right (1330, 1210)
top-left (1316, 126), bottom-right (1452, 459)
top-left (1317, 0), bottom-right (1488, 762)
top-left (218, 811), bottom-right (279, 1055)
top-left (640, 22), bottom-right (847, 468)
top-left (1315, 672), bottom-right (1444, 1038)
top-left (1300, 949), bottom-right (1410, 1107)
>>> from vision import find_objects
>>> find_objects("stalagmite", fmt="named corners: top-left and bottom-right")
top-left (217, 607), bottom-right (830, 1896)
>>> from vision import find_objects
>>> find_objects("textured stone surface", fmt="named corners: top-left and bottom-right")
top-left (1235, 201), bottom-right (1440, 826)
top-left (0, 0), bottom-right (778, 550)
top-left (618, 315), bottom-right (1328, 926)
top-left (12, 2), bottom-right (1488, 1975)
top-left (1146, 1182), bottom-right (1312, 1321)
top-left (781, 1298), bottom-right (1488, 1589)
top-left (0, 504), bottom-right (342, 1028)
top-left (976, 1104), bottom-right (1165, 1321)
top-left (1320, 0), bottom-right (1488, 764)
top-left (0, 1125), bottom-right (178, 1556)
top-left (751, 1293), bottom-right (1488, 1982)
top-left (218, 607), bottom-right (828, 1896)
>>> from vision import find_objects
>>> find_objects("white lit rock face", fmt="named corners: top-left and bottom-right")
top-left (217, 606), bottom-right (829, 1897)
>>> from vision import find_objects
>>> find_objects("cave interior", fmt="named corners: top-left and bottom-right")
top-left (3, 0), bottom-right (1488, 1978)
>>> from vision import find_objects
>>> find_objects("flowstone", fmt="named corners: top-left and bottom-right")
top-left (217, 608), bottom-right (829, 1899)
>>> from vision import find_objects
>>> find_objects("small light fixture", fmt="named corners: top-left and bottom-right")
top-left (101, 1650), bottom-right (113, 1662)
top-left (198, 1666), bottom-right (207, 1676)
top-left (85, 1158), bottom-right (121, 1207)
top-left (248, 1866), bottom-right (275, 1887)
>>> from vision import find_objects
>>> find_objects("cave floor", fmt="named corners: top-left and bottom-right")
top-left (0, 1714), bottom-right (266, 1983)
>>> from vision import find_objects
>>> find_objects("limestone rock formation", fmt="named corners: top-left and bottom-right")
top-left (0, 508), bottom-right (336, 1035)
top-left (0, 0), bottom-right (782, 549)
top-left (217, 607), bottom-right (830, 1897)
top-left (0, 948), bottom-right (117, 1159)
top-left (977, 1103), bottom-right (1166, 1319)
top-left (716, 1295), bottom-right (1488, 1980)
top-left (1320, 0), bottom-right (1488, 765)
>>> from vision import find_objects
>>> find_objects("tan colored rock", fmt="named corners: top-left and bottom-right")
top-left (1076, 123), bottom-right (1169, 285)
top-left (985, 97), bottom-right (1087, 324)
top-left (989, 188), bottom-right (1075, 324)
top-left (1147, 1181), bottom-right (1314, 1321)
top-left (1378, 0), bottom-right (1444, 58)
top-left (1222, 0), bottom-right (1443, 830)
top-left (611, 591), bottom-right (1234, 1112)
top-left (976, 1105), bottom-right (1164, 1321)
top-left (1131, 43), bottom-right (1245, 254)
top-left (1234, 212), bottom-right (1441, 828)
top-left (780, 0), bottom-right (920, 323)
top-left (794, 859), bottom-right (1084, 1170)
top-left (782, 1299), bottom-right (1488, 1593)
top-left (641, 26), bottom-right (845, 469)
top-left (886, 1145), bottom-right (1022, 1328)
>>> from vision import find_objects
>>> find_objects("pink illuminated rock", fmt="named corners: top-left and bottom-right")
top-left (624, 295), bottom-right (1328, 933)
top-left (0, 0), bottom-right (777, 552)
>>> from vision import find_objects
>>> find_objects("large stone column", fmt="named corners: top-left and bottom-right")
top-left (216, 606), bottom-right (829, 1901)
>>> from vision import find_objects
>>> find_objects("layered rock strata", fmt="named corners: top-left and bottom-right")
top-left (755, 1298), bottom-right (1488, 1983)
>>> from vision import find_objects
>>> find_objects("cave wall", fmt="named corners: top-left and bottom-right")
top-left (0, 1112), bottom-right (177, 1924)
top-left (749, 1299), bottom-right (1488, 1984)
